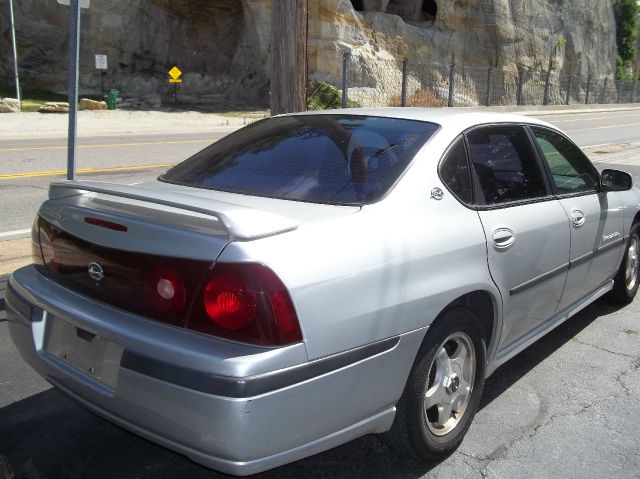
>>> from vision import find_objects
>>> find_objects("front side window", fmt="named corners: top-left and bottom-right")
top-left (160, 115), bottom-right (438, 205)
top-left (530, 126), bottom-right (598, 195)
top-left (466, 125), bottom-right (547, 206)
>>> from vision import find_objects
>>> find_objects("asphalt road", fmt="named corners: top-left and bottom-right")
top-left (0, 132), bottom-right (221, 236)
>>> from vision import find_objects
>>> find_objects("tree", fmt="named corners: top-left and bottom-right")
top-left (613, 0), bottom-right (639, 78)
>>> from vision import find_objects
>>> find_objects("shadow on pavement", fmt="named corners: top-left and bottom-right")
top-left (479, 297), bottom-right (622, 410)
top-left (0, 297), bottom-right (623, 479)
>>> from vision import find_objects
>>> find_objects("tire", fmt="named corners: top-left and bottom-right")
top-left (608, 223), bottom-right (640, 305)
top-left (383, 306), bottom-right (486, 460)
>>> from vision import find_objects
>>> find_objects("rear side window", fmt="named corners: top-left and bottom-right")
top-left (466, 125), bottom-right (547, 206)
top-left (530, 126), bottom-right (598, 195)
top-left (439, 138), bottom-right (472, 204)
top-left (160, 115), bottom-right (438, 205)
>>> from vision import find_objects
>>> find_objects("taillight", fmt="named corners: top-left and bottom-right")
top-left (187, 263), bottom-right (302, 346)
top-left (147, 265), bottom-right (186, 314)
top-left (38, 218), bottom-right (59, 271)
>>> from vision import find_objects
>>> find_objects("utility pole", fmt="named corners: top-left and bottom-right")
top-left (9, 0), bottom-right (21, 104)
top-left (270, 0), bottom-right (308, 115)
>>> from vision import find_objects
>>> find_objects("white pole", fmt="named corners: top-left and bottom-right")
top-left (8, 0), bottom-right (21, 104)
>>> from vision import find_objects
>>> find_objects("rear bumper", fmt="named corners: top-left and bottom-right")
top-left (6, 265), bottom-right (424, 476)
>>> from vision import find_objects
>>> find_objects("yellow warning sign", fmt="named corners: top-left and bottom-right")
top-left (168, 66), bottom-right (182, 83)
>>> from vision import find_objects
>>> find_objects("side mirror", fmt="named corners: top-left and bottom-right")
top-left (601, 169), bottom-right (632, 192)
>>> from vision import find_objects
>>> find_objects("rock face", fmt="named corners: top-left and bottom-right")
top-left (0, 0), bottom-right (620, 107)
top-left (0, 0), bottom-right (269, 107)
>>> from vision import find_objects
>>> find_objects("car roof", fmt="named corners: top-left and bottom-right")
top-left (285, 107), bottom-right (555, 131)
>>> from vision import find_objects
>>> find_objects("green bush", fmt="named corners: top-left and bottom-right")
top-left (613, 0), bottom-right (639, 79)
top-left (306, 80), bottom-right (360, 110)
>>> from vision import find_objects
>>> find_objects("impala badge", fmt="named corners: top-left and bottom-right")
top-left (88, 262), bottom-right (105, 282)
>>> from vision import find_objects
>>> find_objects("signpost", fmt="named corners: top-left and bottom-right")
top-left (8, 0), bottom-right (21, 104)
top-left (168, 66), bottom-right (182, 103)
top-left (95, 54), bottom-right (108, 92)
top-left (57, 0), bottom-right (90, 180)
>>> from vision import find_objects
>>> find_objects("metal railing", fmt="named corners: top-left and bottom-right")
top-left (338, 52), bottom-right (639, 108)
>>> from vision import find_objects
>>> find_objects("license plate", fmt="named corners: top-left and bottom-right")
top-left (44, 316), bottom-right (122, 389)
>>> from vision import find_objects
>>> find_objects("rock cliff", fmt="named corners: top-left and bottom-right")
top-left (0, 0), bottom-right (619, 107)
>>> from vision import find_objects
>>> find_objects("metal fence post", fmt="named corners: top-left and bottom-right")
top-left (448, 62), bottom-right (455, 107)
top-left (616, 80), bottom-right (622, 104)
top-left (401, 58), bottom-right (408, 107)
top-left (341, 51), bottom-right (350, 108)
top-left (516, 68), bottom-right (524, 106)
top-left (633, 81), bottom-right (637, 104)
top-left (542, 70), bottom-right (551, 105)
top-left (485, 67), bottom-right (492, 106)
top-left (585, 73), bottom-right (591, 104)
top-left (565, 75), bottom-right (572, 105)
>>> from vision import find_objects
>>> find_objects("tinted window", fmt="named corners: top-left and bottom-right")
top-left (440, 138), bottom-right (472, 204)
top-left (466, 125), bottom-right (547, 205)
top-left (160, 115), bottom-right (438, 205)
top-left (530, 127), bottom-right (598, 195)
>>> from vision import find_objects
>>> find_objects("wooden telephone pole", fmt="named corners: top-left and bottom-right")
top-left (270, 0), bottom-right (308, 115)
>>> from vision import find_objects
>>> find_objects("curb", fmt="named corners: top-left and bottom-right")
top-left (458, 103), bottom-right (640, 116)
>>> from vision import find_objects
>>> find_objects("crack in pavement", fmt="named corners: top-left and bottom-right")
top-left (570, 337), bottom-right (638, 360)
top-left (475, 359), bottom-right (638, 478)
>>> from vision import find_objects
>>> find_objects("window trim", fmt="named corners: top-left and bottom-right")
top-left (526, 124), bottom-right (602, 199)
top-left (437, 135), bottom-right (476, 209)
top-left (462, 123), bottom-right (554, 209)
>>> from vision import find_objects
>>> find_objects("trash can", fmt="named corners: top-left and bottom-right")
top-left (103, 89), bottom-right (119, 110)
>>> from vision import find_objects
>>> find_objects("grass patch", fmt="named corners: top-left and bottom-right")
top-left (0, 88), bottom-right (108, 112)
top-left (1, 88), bottom-right (68, 112)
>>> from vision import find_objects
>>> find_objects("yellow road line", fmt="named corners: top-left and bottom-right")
top-left (0, 138), bottom-right (210, 153)
top-left (564, 122), bottom-right (640, 133)
top-left (0, 163), bottom-right (177, 180)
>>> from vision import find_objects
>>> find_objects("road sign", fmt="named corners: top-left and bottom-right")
top-left (168, 66), bottom-right (183, 83)
top-left (57, 0), bottom-right (90, 8)
top-left (95, 54), bottom-right (108, 70)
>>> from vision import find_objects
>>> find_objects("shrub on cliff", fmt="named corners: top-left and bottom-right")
top-left (613, 0), bottom-right (639, 78)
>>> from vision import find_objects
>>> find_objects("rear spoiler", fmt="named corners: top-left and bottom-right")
top-left (49, 180), bottom-right (298, 241)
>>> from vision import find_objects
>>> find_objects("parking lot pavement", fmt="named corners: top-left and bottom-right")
top-left (0, 277), bottom-right (638, 478)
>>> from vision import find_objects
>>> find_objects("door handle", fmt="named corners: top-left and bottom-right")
top-left (571, 209), bottom-right (585, 228)
top-left (492, 228), bottom-right (515, 249)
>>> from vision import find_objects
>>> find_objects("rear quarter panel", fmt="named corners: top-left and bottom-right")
top-left (219, 129), bottom-right (500, 361)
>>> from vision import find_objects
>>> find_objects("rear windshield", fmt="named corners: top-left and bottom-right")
top-left (159, 115), bottom-right (438, 205)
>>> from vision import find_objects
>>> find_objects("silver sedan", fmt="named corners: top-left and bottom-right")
top-left (6, 109), bottom-right (640, 475)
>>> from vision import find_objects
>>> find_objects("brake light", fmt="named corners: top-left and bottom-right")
top-left (188, 263), bottom-right (302, 346)
top-left (84, 217), bottom-right (128, 232)
top-left (203, 273), bottom-right (256, 329)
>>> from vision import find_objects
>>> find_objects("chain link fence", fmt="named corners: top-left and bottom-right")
top-left (337, 52), bottom-right (639, 108)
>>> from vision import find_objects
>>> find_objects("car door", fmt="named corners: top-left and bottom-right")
top-left (529, 126), bottom-right (624, 310)
top-left (466, 124), bottom-right (571, 352)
